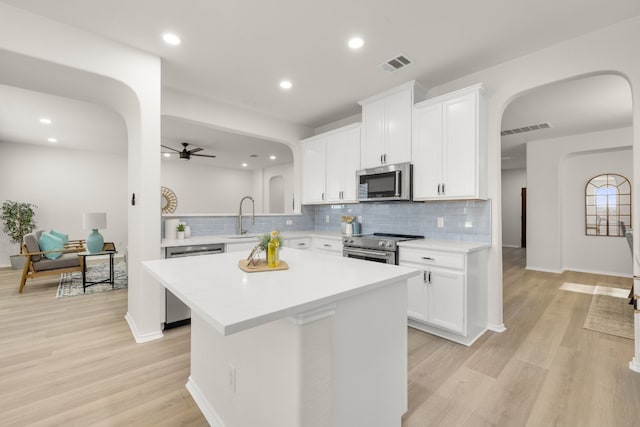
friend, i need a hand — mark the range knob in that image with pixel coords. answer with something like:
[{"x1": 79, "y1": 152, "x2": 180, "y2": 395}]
[
  {"x1": 385, "y1": 241, "x2": 393, "y2": 248},
  {"x1": 378, "y1": 241, "x2": 385, "y2": 247}
]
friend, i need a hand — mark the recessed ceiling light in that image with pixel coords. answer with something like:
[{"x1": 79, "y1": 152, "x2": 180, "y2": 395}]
[
  {"x1": 242, "y1": 163, "x2": 248, "y2": 167},
  {"x1": 269, "y1": 155, "x2": 276, "y2": 160},
  {"x1": 162, "y1": 33, "x2": 181, "y2": 46},
  {"x1": 279, "y1": 80, "x2": 292, "y2": 90},
  {"x1": 163, "y1": 153, "x2": 171, "y2": 158},
  {"x1": 348, "y1": 37, "x2": 364, "y2": 49},
  {"x1": 47, "y1": 137, "x2": 57, "y2": 143},
  {"x1": 39, "y1": 118, "x2": 52, "y2": 124}
]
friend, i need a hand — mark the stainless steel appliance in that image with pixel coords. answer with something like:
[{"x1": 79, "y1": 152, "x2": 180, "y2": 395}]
[
  {"x1": 342, "y1": 233, "x2": 423, "y2": 264},
  {"x1": 356, "y1": 162, "x2": 412, "y2": 202},
  {"x1": 164, "y1": 243, "x2": 225, "y2": 329}
]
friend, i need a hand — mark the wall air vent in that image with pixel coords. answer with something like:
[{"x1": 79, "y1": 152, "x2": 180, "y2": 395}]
[
  {"x1": 501, "y1": 122, "x2": 551, "y2": 136},
  {"x1": 379, "y1": 54, "x2": 413, "y2": 73}
]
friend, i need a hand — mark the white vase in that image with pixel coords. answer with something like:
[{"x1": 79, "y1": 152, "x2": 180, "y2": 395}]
[
  {"x1": 177, "y1": 231, "x2": 185, "y2": 240},
  {"x1": 184, "y1": 225, "x2": 191, "y2": 238}
]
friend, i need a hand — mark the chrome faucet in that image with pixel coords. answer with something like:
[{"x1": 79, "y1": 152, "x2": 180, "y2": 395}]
[{"x1": 238, "y1": 196, "x2": 255, "y2": 235}]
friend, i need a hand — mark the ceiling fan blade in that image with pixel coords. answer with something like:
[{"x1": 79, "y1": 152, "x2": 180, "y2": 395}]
[
  {"x1": 161, "y1": 144, "x2": 180, "y2": 153},
  {"x1": 188, "y1": 147, "x2": 203, "y2": 154},
  {"x1": 192, "y1": 153, "x2": 217, "y2": 158}
]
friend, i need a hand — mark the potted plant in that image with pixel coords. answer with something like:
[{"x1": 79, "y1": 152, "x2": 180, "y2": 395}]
[
  {"x1": 177, "y1": 223, "x2": 185, "y2": 239},
  {"x1": 1, "y1": 200, "x2": 37, "y2": 269}
]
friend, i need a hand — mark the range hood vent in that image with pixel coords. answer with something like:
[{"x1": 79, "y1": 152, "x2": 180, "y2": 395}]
[
  {"x1": 501, "y1": 122, "x2": 551, "y2": 136},
  {"x1": 379, "y1": 54, "x2": 413, "y2": 73}
]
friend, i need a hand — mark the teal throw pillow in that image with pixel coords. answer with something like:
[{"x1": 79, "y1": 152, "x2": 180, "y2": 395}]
[
  {"x1": 49, "y1": 229, "x2": 69, "y2": 244},
  {"x1": 38, "y1": 232, "x2": 64, "y2": 260}
]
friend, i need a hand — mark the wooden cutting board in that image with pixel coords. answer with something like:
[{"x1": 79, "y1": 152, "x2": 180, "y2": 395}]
[{"x1": 238, "y1": 259, "x2": 289, "y2": 273}]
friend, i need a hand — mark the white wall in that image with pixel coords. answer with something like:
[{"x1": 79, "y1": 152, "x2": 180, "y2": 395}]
[
  {"x1": 0, "y1": 142, "x2": 128, "y2": 267},
  {"x1": 425, "y1": 17, "x2": 640, "y2": 332},
  {"x1": 161, "y1": 160, "x2": 254, "y2": 214},
  {"x1": 562, "y1": 146, "x2": 633, "y2": 276},
  {"x1": 527, "y1": 127, "x2": 632, "y2": 274},
  {"x1": 501, "y1": 168, "x2": 526, "y2": 248},
  {"x1": 262, "y1": 163, "x2": 294, "y2": 214}
]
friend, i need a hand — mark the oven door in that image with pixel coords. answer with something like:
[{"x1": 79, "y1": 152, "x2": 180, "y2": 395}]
[{"x1": 343, "y1": 246, "x2": 396, "y2": 264}]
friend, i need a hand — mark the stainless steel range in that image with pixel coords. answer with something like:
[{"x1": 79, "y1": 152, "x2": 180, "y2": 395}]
[{"x1": 342, "y1": 233, "x2": 424, "y2": 265}]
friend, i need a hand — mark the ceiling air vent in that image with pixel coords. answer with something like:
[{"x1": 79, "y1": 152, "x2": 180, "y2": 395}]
[
  {"x1": 501, "y1": 122, "x2": 551, "y2": 136},
  {"x1": 379, "y1": 54, "x2": 413, "y2": 73}
]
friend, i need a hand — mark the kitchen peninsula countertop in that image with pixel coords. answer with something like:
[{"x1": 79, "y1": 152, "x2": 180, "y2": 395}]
[
  {"x1": 161, "y1": 230, "x2": 340, "y2": 248},
  {"x1": 143, "y1": 248, "x2": 419, "y2": 336},
  {"x1": 398, "y1": 239, "x2": 490, "y2": 253}
]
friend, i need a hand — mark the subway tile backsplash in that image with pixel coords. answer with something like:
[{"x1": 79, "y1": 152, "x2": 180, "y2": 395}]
[{"x1": 165, "y1": 200, "x2": 491, "y2": 243}]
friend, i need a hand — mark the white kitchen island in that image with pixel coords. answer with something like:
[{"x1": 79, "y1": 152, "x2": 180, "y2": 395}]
[{"x1": 143, "y1": 248, "x2": 419, "y2": 427}]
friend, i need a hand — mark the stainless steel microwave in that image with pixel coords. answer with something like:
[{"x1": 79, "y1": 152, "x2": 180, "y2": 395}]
[{"x1": 356, "y1": 162, "x2": 412, "y2": 202}]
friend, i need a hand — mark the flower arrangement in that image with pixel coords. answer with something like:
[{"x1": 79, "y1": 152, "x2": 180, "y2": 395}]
[{"x1": 259, "y1": 230, "x2": 282, "y2": 251}]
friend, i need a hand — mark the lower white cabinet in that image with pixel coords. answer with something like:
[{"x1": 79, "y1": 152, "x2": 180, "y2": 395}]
[
  {"x1": 311, "y1": 236, "x2": 343, "y2": 256},
  {"x1": 400, "y1": 244, "x2": 488, "y2": 346},
  {"x1": 282, "y1": 237, "x2": 311, "y2": 250}
]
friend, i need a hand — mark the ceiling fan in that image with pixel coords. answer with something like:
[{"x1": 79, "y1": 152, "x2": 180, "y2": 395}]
[{"x1": 161, "y1": 142, "x2": 217, "y2": 160}]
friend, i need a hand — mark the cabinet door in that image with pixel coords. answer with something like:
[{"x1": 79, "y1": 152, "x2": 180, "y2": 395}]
[
  {"x1": 301, "y1": 137, "x2": 327, "y2": 204},
  {"x1": 361, "y1": 100, "x2": 386, "y2": 168},
  {"x1": 406, "y1": 269, "x2": 428, "y2": 322},
  {"x1": 325, "y1": 132, "x2": 344, "y2": 202},
  {"x1": 442, "y1": 92, "x2": 477, "y2": 198},
  {"x1": 384, "y1": 89, "x2": 413, "y2": 165},
  {"x1": 427, "y1": 267, "x2": 465, "y2": 334},
  {"x1": 339, "y1": 126, "x2": 361, "y2": 202},
  {"x1": 412, "y1": 104, "x2": 443, "y2": 200}
]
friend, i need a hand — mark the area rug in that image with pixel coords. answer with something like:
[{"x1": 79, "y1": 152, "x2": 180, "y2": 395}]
[
  {"x1": 57, "y1": 261, "x2": 127, "y2": 298},
  {"x1": 583, "y1": 294, "x2": 634, "y2": 340}
]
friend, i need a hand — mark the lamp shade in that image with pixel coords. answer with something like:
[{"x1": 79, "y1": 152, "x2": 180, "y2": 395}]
[{"x1": 83, "y1": 212, "x2": 107, "y2": 230}]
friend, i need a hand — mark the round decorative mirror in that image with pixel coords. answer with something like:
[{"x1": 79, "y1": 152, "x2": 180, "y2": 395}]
[{"x1": 161, "y1": 186, "x2": 178, "y2": 214}]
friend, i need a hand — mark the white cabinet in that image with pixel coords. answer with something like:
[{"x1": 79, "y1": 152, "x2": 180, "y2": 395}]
[
  {"x1": 282, "y1": 237, "x2": 311, "y2": 250},
  {"x1": 412, "y1": 84, "x2": 487, "y2": 200},
  {"x1": 225, "y1": 240, "x2": 259, "y2": 253},
  {"x1": 301, "y1": 137, "x2": 327, "y2": 204},
  {"x1": 301, "y1": 123, "x2": 360, "y2": 204},
  {"x1": 400, "y1": 244, "x2": 488, "y2": 346},
  {"x1": 311, "y1": 236, "x2": 343, "y2": 256},
  {"x1": 359, "y1": 81, "x2": 426, "y2": 168}
]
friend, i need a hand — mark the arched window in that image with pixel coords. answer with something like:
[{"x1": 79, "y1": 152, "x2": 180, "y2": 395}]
[{"x1": 585, "y1": 173, "x2": 631, "y2": 236}]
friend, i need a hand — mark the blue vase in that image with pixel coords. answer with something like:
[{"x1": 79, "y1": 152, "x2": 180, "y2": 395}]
[{"x1": 86, "y1": 229, "x2": 104, "y2": 253}]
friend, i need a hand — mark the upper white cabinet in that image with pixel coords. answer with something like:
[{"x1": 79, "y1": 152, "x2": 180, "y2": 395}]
[
  {"x1": 359, "y1": 81, "x2": 426, "y2": 168},
  {"x1": 301, "y1": 123, "x2": 361, "y2": 204},
  {"x1": 412, "y1": 84, "x2": 487, "y2": 200}
]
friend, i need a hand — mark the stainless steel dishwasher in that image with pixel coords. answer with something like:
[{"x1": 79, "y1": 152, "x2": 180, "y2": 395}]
[{"x1": 164, "y1": 243, "x2": 225, "y2": 329}]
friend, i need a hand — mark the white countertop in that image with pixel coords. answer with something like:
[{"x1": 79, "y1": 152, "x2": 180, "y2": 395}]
[
  {"x1": 143, "y1": 249, "x2": 419, "y2": 336},
  {"x1": 397, "y1": 239, "x2": 491, "y2": 253},
  {"x1": 161, "y1": 231, "x2": 341, "y2": 248}
]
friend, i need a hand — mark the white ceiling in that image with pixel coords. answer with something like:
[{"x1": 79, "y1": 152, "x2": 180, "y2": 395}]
[
  {"x1": 501, "y1": 74, "x2": 633, "y2": 169},
  {"x1": 0, "y1": 0, "x2": 638, "y2": 168}
]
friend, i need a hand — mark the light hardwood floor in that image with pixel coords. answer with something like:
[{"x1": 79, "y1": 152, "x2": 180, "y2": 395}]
[{"x1": 1, "y1": 248, "x2": 639, "y2": 426}]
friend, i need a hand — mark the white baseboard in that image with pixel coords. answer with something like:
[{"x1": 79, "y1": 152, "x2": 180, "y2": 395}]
[
  {"x1": 502, "y1": 244, "x2": 521, "y2": 249},
  {"x1": 562, "y1": 266, "x2": 632, "y2": 278},
  {"x1": 488, "y1": 323, "x2": 506, "y2": 333},
  {"x1": 629, "y1": 357, "x2": 640, "y2": 373},
  {"x1": 186, "y1": 376, "x2": 226, "y2": 427},
  {"x1": 525, "y1": 265, "x2": 563, "y2": 274},
  {"x1": 125, "y1": 312, "x2": 164, "y2": 343}
]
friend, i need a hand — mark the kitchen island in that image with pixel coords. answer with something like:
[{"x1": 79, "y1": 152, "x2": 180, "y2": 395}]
[{"x1": 143, "y1": 248, "x2": 419, "y2": 427}]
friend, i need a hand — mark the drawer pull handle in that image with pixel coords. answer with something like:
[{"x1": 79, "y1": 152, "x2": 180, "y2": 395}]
[
  {"x1": 323, "y1": 244, "x2": 332, "y2": 247},
  {"x1": 297, "y1": 243, "x2": 306, "y2": 246},
  {"x1": 421, "y1": 256, "x2": 435, "y2": 261}
]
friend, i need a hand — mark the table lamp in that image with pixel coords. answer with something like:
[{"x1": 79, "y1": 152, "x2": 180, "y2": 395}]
[{"x1": 83, "y1": 212, "x2": 107, "y2": 253}]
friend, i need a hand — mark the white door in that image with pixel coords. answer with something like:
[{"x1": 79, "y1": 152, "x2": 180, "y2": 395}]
[
  {"x1": 412, "y1": 104, "x2": 443, "y2": 199},
  {"x1": 361, "y1": 99, "x2": 385, "y2": 168},
  {"x1": 427, "y1": 267, "x2": 465, "y2": 334},
  {"x1": 407, "y1": 270, "x2": 428, "y2": 321},
  {"x1": 442, "y1": 92, "x2": 477, "y2": 198},
  {"x1": 384, "y1": 89, "x2": 412, "y2": 165},
  {"x1": 301, "y1": 137, "x2": 327, "y2": 204}
]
